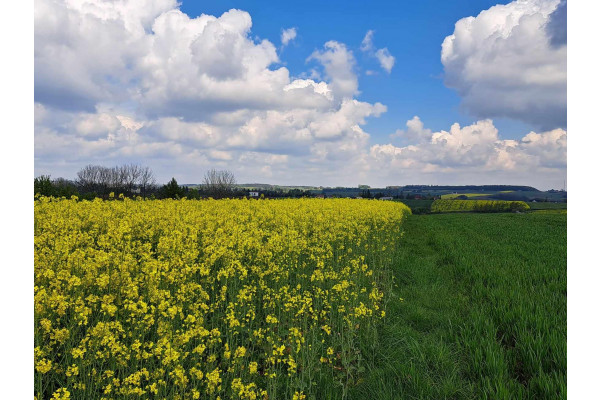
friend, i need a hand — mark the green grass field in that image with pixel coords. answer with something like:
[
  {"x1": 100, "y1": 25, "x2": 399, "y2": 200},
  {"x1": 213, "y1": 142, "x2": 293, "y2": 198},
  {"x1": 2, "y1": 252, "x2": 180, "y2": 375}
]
[
  {"x1": 396, "y1": 199, "x2": 434, "y2": 214},
  {"x1": 526, "y1": 202, "x2": 567, "y2": 210},
  {"x1": 349, "y1": 211, "x2": 566, "y2": 399},
  {"x1": 398, "y1": 199, "x2": 566, "y2": 214}
]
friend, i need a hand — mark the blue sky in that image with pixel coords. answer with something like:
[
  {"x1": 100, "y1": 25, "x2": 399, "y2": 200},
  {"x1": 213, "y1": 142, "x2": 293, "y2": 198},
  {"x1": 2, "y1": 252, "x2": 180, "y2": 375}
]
[
  {"x1": 34, "y1": 0, "x2": 567, "y2": 188},
  {"x1": 181, "y1": 0, "x2": 531, "y2": 141}
]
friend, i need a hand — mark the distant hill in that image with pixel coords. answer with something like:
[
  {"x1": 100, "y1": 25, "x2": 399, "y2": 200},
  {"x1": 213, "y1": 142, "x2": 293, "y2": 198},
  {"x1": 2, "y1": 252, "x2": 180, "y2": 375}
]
[
  {"x1": 177, "y1": 183, "x2": 565, "y2": 202},
  {"x1": 402, "y1": 185, "x2": 540, "y2": 192}
]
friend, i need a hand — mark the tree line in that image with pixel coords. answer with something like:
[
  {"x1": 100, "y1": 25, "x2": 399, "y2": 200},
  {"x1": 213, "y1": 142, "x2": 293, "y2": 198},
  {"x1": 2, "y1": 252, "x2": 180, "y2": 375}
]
[
  {"x1": 35, "y1": 164, "x2": 157, "y2": 199},
  {"x1": 34, "y1": 164, "x2": 313, "y2": 200},
  {"x1": 359, "y1": 189, "x2": 437, "y2": 200}
]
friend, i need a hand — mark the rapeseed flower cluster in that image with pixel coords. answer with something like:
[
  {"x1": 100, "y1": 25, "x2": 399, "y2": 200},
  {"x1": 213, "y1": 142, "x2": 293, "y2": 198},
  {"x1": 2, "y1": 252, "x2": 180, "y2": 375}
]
[{"x1": 35, "y1": 197, "x2": 410, "y2": 399}]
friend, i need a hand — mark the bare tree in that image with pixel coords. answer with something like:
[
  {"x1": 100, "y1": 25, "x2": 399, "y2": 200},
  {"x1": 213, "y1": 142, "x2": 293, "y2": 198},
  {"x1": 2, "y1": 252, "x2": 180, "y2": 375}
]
[
  {"x1": 77, "y1": 165, "x2": 113, "y2": 195},
  {"x1": 121, "y1": 164, "x2": 141, "y2": 194},
  {"x1": 77, "y1": 165, "x2": 101, "y2": 193},
  {"x1": 139, "y1": 166, "x2": 157, "y2": 198},
  {"x1": 98, "y1": 166, "x2": 112, "y2": 195},
  {"x1": 76, "y1": 164, "x2": 156, "y2": 198},
  {"x1": 111, "y1": 165, "x2": 128, "y2": 193},
  {"x1": 203, "y1": 169, "x2": 236, "y2": 198}
]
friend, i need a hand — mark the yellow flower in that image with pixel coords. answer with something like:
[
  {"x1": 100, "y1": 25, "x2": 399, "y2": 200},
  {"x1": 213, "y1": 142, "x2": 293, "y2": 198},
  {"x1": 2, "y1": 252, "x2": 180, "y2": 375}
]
[
  {"x1": 205, "y1": 368, "x2": 222, "y2": 394},
  {"x1": 71, "y1": 348, "x2": 85, "y2": 358},
  {"x1": 40, "y1": 318, "x2": 52, "y2": 332},
  {"x1": 34, "y1": 198, "x2": 410, "y2": 398},
  {"x1": 65, "y1": 364, "x2": 79, "y2": 377},
  {"x1": 249, "y1": 362, "x2": 258, "y2": 374},
  {"x1": 190, "y1": 366, "x2": 204, "y2": 380},
  {"x1": 223, "y1": 343, "x2": 231, "y2": 360},
  {"x1": 234, "y1": 346, "x2": 247, "y2": 358},
  {"x1": 51, "y1": 388, "x2": 70, "y2": 400},
  {"x1": 293, "y1": 391, "x2": 306, "y2": 400},
  {"x1": 35, "y1": 358, "x2": 52, "y2": 374},
  {"x1": 148, "y1": 383, "x2": 158, "y2": 394}
]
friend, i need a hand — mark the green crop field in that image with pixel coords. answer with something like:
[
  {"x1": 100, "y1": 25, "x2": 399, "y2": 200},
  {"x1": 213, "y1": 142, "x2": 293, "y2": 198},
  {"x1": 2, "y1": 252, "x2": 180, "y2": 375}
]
[
  {"x1": 527, "y1": 202, "x2": 567, "y2": 210},
  {"x1": 396, "y1": 199, "x2": 434, "y2": 214},
  {"x1": 431, "y1": 199, "x2": 530, "y2": 213},
  {"x1": 349, "y1": 211, "x2": 566, "y2": 399}
]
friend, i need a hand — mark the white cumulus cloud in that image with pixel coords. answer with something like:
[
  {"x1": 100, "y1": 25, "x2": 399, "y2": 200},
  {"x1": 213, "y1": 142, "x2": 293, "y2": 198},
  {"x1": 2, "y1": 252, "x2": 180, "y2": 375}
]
[
  {"x1": 375, "y1": 48, "x2": 395, "y2": 74},
  {"x1": 360, "y1": 30, "x2": 395, "y2": 74},
  {"x1": 371, "y1": 117, "x2": 566, "y2": 185},
  {"x1": 281, "y1": 27, "x2": 297, "y2": 46},
  {"x1": 33, "y1": 0, "x2": 566, "y2": 189},
  {"x1": 390, "y1": 116, "x2": 432, "y2": 143},
  {"x1": 441, "y1": 0, "x2": 567, "y2": 129},
  {"x1": 308, "y1": 41, "x2": 359, "y2": 101}
]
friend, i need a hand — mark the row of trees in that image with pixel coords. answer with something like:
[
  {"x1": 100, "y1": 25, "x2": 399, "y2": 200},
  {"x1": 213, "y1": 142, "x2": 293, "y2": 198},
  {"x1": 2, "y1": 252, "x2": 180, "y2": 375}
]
[
  {"x1": 34, "y1": 165, "x2": 313, "y2": 200},
  {"x1": 161, "y1": 176, "x2": 312, "y2": 200},
  {"x1": 76, "y1": 164, "x2": 157, "y2": 197},
  {"x1": 34, "y1": 165, "x2": 157, "y2": 200},
  {"x1": 359, "y1": 189, "x2": 437, "y2": 200},
  {"x1": 34, "y1": 176, "x2": 81, "y2": 198},
  {"x1": 160, "y1": 177, "x2": 238, "y2": 200},
  {"x1": 155, "y1": 169, "x2": 237, "y2": 199}
]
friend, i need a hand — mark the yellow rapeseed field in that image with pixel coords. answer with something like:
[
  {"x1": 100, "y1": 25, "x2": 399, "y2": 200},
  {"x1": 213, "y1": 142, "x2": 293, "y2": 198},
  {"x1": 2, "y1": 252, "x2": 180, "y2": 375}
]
[{"x1": 34, "y1": 197, "x2": 410, "y2": 399}]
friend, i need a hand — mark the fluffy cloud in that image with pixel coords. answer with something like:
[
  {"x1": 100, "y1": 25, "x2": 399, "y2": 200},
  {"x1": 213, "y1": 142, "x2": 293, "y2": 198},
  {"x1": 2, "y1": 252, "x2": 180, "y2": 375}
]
[
  {"x1": 375, "y1": 49, "x2": 395, "y2": 74},
  {"x1": 36, "y1": 95, "x2": 566, "y2": 188},
  {"x1": 360, "y1": 30, "x2": 395, "y2": 73},
  {"x1": 390, "y1": 116, "x2": 432, "y2": 143},
  {"x1": 521, "y1": 128, "x2": 567, "y2": 168},
  {"x1": 34, "y1": 0, "x2": 566, "y2": 189},
  {"x1": 35, "y1": 1, "x2": 333, "y2": 119},
  {"x1": 34, "y1": 0, "x2": 374, "y2": 181},
  {"x1": 371, "y1": 118, "x2": 566, "y2": 181},
  {"x1": 308, "y1": 41, "x2": 358, "y2": 101},
  {"x1": 281, "y1": 27, "x2": 297, "y2": 46},
  {"x1": 34, "y1": 0, "x2": 177, "y2": 111},
  {"x1": 442, "y1": 0, "x2": 567, "y2": 129},
  {"x1": 360, "y1": 30, "x2": 375, "y2": 52}
]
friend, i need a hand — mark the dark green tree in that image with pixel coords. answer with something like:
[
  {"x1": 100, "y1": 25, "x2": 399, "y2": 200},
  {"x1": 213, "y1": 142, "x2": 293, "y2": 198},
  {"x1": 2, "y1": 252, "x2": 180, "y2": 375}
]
[
  {"x1": 53, "y1": 178, "x2": 79, "y2": 198},
  {"x1": 161, "y1": 178, "x2": 185, "y2": 199},
  {"x1": 34, "y1": 175, "x2": 55, "y2": 197}
]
